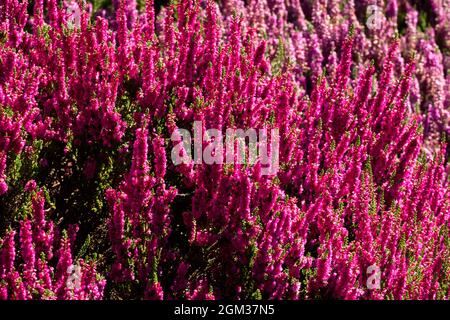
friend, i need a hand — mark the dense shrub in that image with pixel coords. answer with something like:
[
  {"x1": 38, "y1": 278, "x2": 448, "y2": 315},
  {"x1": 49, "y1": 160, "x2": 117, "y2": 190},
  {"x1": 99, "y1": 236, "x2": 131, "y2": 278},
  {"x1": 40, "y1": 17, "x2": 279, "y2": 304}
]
[{"x1": 0, "y1": 0, "x2": 448, "y2": 299}]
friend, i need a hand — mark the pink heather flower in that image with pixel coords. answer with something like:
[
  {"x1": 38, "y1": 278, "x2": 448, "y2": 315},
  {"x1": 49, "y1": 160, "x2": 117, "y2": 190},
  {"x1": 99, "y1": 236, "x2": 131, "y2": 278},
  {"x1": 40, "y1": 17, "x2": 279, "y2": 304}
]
[
  {"x1": 144, "y1": 281, "x2": 164, "y2": 300},
  {"x1": 24, "y1": 180, "x2": 37, "y2": 192},
  {"x1": 0, "y1": 180, "x2": 7, "y2": 195}
]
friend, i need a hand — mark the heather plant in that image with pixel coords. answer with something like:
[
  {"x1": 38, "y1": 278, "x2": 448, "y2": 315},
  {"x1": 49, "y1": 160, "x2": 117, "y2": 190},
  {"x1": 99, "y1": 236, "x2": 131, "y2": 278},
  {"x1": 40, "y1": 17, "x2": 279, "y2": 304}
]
[
  {"x1": 0, "y1": 187, "x2": 105, "y2": 299},
  {"x1": 0, "y1": 0, "x2": 449, "y2": 300},
  {"x1": 217, "y1": 0, "x2": 449, "y2": 154}
]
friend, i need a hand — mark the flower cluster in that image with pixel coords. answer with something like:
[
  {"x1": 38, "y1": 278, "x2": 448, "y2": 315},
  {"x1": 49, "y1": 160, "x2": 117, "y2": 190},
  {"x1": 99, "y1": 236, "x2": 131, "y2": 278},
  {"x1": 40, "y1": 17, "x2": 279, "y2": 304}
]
[
  {"x1": 0, "y1": 0, "x2": 448, "y2": 300},
  {"x1": 0, "y1": 187, "x2": 105, "y2": 299}
]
